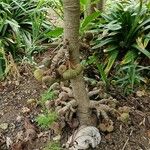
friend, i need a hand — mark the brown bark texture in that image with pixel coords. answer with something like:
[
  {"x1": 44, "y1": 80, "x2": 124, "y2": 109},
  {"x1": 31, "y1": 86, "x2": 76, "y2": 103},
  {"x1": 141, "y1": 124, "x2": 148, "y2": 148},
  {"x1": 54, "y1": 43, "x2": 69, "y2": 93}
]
[
  {"x1": 85, "y1": 0, "x2": 96, "y2": 17},
  {"x1": 97, "y1": 0, "x2": 105, "y2": 11},
  {"x1": 63, "y1": 0, "x2": 91, "y2": 125}
]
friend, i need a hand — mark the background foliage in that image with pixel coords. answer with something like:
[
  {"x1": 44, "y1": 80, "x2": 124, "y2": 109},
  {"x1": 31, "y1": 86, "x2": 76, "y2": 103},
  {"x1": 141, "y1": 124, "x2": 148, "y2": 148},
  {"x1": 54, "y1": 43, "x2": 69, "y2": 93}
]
[
  {"x1": 93, "y1": 0, "x2": 150, "y2": 75},
  {"x1": 0, "y1": 0, "x2": 53, "y2": 77},
  {"x1": 0, "y1": 0, "x2": 149, "y2": 94}
]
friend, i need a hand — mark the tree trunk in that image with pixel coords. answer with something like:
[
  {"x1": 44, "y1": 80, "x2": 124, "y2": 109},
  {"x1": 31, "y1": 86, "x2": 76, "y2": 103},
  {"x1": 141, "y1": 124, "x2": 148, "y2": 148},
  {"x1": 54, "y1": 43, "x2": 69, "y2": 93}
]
[
  {"x1": 63, "y1": 0, "x2": 91, "y2": 125},
  {"x1": 85, "y1": 0, "x2": 105, "y2": 17},
  {"x1": 85, "y1": 0, "x2": 96, "y2": 17},
  {"x1": 85, "y1": 0, "x2": 92, "y2": 17},
  {"x1": 97, "y1": 0, "x2": 105, "y2": 12}
]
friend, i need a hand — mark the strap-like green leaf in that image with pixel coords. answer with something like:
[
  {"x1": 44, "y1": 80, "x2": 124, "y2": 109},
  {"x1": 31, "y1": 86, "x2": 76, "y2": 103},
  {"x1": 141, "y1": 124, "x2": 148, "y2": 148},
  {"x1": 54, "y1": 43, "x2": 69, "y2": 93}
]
[
  {"x1": 80, "y1": 11, "x2": 100, "y2": 31},
  {"x1": 92, "y1": 38, "x2": 115, "y2": 49},
  {"x1": 121, "y1": 50, "x2": 137, "y2": 65},
  {"x1": 132, "y1": 44, "x2": 150, "y2": 59},
  {"x1": 104, "y1": 50, "x2": 119, "y2": 75},
  {"x1": 143, "y1": 25, "x2": 150, "y2": 32},
  {"x1": 134, "y1": 18, "x2": 150, "y2": 34},
  {"x1": 105, "y1": 21, "x2": 121, "y2": 31},
  {"x1": 104, "y1": 45, "x2": 119, "y2": 52},
  {"x1": 96, "y1": 63, "x2": 108, "y2": 85},
  {"x1": 80, "y1": 0, "x2": 88, "y2": 5},
  {"x1": 46, "y1": 27, "x2": 63, "y2": 37}
]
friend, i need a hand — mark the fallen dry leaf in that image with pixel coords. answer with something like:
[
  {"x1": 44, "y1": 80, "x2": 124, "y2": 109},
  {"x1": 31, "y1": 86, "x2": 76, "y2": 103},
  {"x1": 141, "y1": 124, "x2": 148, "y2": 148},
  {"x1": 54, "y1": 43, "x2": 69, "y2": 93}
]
[
  {"x1": 27, "y1": 99, "x2": 37, "y2": 107},
  {"x1": 16, "y1": 131, "x2": 24, "y2": 142},
  {"x1": 136, "y1": 90, "x2": 145, "y2": 97},
  {"x1": 11, "y1": 141, "x2": 28, "y2": 150},
  {"x1": 99, "y1": 120, "x2": 114, "y2": 132},
  {"x1": 147, "y1": 130, "x2": 150, "y2": 138}
]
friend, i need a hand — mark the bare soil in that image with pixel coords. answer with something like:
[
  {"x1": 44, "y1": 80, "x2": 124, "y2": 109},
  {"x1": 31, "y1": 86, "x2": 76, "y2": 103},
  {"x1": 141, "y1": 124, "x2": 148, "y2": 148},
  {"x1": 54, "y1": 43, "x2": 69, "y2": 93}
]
[{"x1": 0, "y1": 67, "x2": 150, "y2": 150}]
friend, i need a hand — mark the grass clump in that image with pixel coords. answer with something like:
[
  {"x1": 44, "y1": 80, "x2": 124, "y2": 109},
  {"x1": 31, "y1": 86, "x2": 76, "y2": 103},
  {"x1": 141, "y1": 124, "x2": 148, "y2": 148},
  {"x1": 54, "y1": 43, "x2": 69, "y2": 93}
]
[
  {"x1": 41, "y1": 89, "x2": 56, "y2": 104},
  {"x1": 36, "y1": 111, "x2": 58, "y2": 129},
  {"x1": 43, "y1": 141, "x2": 62, "y2": 150}
]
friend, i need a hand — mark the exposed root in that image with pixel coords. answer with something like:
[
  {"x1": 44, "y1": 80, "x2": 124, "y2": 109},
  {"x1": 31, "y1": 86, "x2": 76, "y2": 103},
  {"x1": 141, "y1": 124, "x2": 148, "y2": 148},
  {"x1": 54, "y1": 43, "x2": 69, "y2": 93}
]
[
  {"x1": 49, "y1": 82, "x2": 60, "y2": 90},
  {"x1": 42, "y1": 80, "x2": 130, "y2": 149},
  {"x1": 89, "y1": 99, "x2": 119, "y2": 132},
  {"x1": 55, "y1": 92, "x2": 70, "y2": 105},
  {"x1": 51, "y1": 39, "x2": 70, "y2": 72},
  {"x1": 47, "y1": 82, "x2": 130, "y2": 135},
  {"x1": 60, "y1": 85, "x2": 73, "y2": 97},
  {"x1": 90, "y1": 97, "x2": 118, "y2": 108},
  {"x1": 57, "y1": 99, "x2": 77, "y2": 115},
  {"x1": 88, "y1": 89, "x2": 100, "y2": 97}
]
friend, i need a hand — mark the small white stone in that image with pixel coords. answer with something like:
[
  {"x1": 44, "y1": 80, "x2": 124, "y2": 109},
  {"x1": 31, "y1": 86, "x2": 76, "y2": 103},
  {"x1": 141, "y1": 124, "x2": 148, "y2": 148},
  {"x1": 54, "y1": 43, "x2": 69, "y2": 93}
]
[
  {"x1": 6, "y1": 137, "x2": 13, "y2": 148},
  {"x1": 0, "y1": 123, "x2": 9, "y2": 130},
  {"x1": 21, "y1": 107, "x2": 30, "y2": 113},
  {"x1": 16, "y1": 116, "x2": 22, "y2": 122}
]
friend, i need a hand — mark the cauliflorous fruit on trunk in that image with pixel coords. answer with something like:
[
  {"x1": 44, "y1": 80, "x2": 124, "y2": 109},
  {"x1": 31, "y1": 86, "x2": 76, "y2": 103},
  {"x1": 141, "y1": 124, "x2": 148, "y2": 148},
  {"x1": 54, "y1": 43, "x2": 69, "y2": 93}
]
[
  {"x1": 62, "y1": 69, "x2": 77, "y2": 80},
  {"x1": 62, "y1": 64, "x2": 83, "y2": 80},
  {"x1": 57, "y1": 65, "x2": 67, "y2": 75},
  {"x1": 34, "y1": 69, "x2": 44, "y2": 81},
  {"x1": 75, "y1": 64, "x2": 84, "y2": 74}
]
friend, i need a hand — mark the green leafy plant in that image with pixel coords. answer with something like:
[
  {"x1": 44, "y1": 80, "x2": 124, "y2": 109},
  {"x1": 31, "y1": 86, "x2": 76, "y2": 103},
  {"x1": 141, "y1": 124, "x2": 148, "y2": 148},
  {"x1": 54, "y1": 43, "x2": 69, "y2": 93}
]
[
  {"x1": 36, "y1": 111, "x2": 58, "y2": 129},
  {"x1": 44, "y1": 0, "x2": 64, "y2": 39},
  {"x1": 36, "y1": 86, "x2": 58, "y2": 129},
  {"x1": 80, "y1": 11, "x2": 101, "y2": 33},
  {"x1": 44, "y1": 141, "x2": 62, "y2": 150},
  {"x1": 46, "y1": 27, "x2": 63, "y2": 38},
  {"x1": 39, "y1": 88, "x2": 56, "y2": 107},
  {"x1": 46, "y1": 9, "x2": 101, "y2": 38},
  {"x1": 0, "y1": 0, "x2": 52, "y2": 59},
  {"x1": 82, "y1": 55, "x2": 108, "y2": 85},
  {"x1": 49, "y1": 0, "x2": 63, "y2": 19},
  {"x1": 93, "y1": 0, "x2": 150, "y2": 75},
  {"x1": 0, "y1": 42, "x2": 7, "y2": 79},
  {"x1": 113, "y1": 62, "x2": 150, "y2": 95},
  {"x1": 42, "y1": 89, "x2": 56, "y2": 102}
]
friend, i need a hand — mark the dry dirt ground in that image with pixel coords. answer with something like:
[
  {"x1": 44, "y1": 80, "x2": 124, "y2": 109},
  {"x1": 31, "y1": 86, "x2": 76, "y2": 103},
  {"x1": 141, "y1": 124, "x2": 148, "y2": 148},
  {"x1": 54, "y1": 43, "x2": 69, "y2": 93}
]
[{"x1": 0, "y1": 68, "x2": 150, "y2": 150}]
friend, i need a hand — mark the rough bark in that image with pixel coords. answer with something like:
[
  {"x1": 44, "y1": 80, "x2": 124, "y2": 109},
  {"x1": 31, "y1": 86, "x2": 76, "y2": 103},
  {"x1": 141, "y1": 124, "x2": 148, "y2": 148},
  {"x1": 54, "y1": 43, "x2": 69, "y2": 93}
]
[
  {"x1": 63, "y1": 0, "x2": 91, "y2": 125},
  {"x1": 85, "y1": 0, "x2": 96, "y2": 17},
  {"x1": 85, "y1": 0, "x2": 105, "y2": 17},
  {"x1": 96, "y1": 0, "x2": 105, "y2": 11}
]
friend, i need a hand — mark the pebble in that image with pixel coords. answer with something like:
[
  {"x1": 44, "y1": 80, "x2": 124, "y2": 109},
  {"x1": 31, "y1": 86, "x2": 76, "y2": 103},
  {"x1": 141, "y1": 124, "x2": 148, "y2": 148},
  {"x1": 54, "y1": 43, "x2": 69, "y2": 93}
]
[
  {"x1": 0, "y1": 123, "x2": 9, "y2": 130},
  {"x1": 21, "y1": 107, "x2": 30, "y2": 113},
  {"x1": 9, "y1": 123, "x2": 16, "y2": 131},
  {"x1": 0, "y1": 111, "x2": 4, "y2": 117},
  {"x1": 16, "y1": 116, "x2": 22, "y2": 122}
]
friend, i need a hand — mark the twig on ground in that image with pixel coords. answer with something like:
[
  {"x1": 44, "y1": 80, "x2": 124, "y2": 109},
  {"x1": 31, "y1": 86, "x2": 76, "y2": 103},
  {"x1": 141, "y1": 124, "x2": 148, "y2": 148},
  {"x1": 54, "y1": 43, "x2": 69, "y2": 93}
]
[{"x1": 121, "y1": 129, "x2": 133, "y2": 150}]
